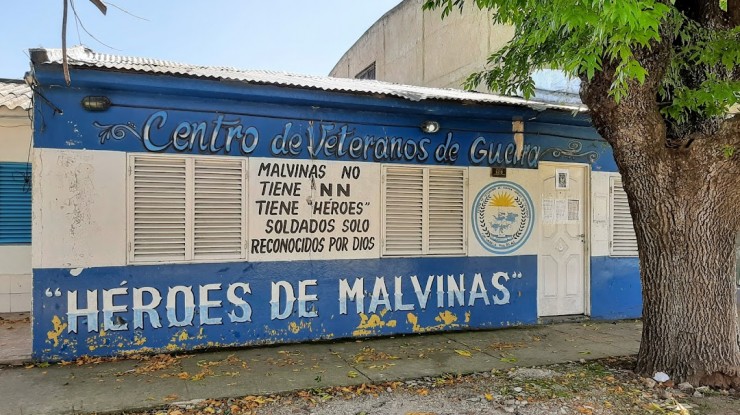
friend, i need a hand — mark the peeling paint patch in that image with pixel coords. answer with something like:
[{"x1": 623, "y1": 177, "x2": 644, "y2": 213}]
[
  {"x1": 46, "y1": 316, "x2": 68, "y2": 347},
  {"x1": 353, "y1": 309, "x2": 397, "y2": 336},
  {"x1": 436, "y1": 310, "x2": 457, "y2": 325},
  {"x1": 133, "y1": 334, "x2": 147, "y2": 346},
  {"x1": 407, "y1": 311, "x2": 463, "y2": 333},
  {"x1": 288, "y1": 321, "x2": 312, "y2": 334}
]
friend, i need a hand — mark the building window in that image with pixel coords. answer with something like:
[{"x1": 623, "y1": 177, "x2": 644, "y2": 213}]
[
  {"x1": 609, "y1": 177, "x2": 638, "y2": 256},
  {"x1": 382, "y1": 165, "x2": 467, "y2": 257},
  {"x1": 128, "y1": 154, "x2": 247, "y2": 264},
  {"x1": 0, "y1": 162, "x2": 32, "y2": 244},
  {"x1": 355, "y1": 62, "x2": 376, "y2": 80}
]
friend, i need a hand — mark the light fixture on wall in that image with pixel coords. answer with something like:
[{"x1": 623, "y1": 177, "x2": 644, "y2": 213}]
[
  {"x1": 420, "y1": 120, "x2": 440, "y2": 134},
  {"x1": 81, "y1": 96, "x2": 112, "y2": 112}
]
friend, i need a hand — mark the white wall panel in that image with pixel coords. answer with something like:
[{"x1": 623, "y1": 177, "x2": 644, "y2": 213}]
[
  {"x1": 0, "y1": 107, "x2": 32, "y2": 311},
  {"x1": 468, "y1": 167, "x2": 541, "y2": 257},
  {"x1": 33, "y1": 149, "x2": 127, "y2": 268},
  {"x1": 590, "y1": 171, "x2": 613, "y2": 257},
  {"x1": 248, "y1": 158, "x2": 381, "y2": 262},
  {"x1": 0, "y1": 245, "x2": 31, "y2": 274},
  {"x1": 0, "y1": 108, "x2": 32, "y2": 162}
]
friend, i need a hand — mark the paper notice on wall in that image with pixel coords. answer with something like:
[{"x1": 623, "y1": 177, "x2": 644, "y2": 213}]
[
  {"x1": 542, "y1": 199, "x2": 555, "y2": 223},
  {"x1": 544, "y1": 198, "x2": 582, "y2": 223},
  {"x1": 568, "y1": 199, "x2": 580, "y2": 221},
  {"x1": 555, "y1": 199, "x2": 568, "y2": 223}
]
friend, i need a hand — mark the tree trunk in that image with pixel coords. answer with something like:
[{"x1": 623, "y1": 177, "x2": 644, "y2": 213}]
[
  {"x1": 603, "y1": 121, "x2": 740, "y2": 387},
  {"x1": 577, "y1": 20, "x2": 740, "y2": 382},
  {"x1": 621, "y1": 156, "x2": 740, "y2": 387}
]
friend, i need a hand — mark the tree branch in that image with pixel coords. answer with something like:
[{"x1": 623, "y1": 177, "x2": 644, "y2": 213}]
[{"x1": 580, "y1": 19, "x2": 675, "y2": 152}]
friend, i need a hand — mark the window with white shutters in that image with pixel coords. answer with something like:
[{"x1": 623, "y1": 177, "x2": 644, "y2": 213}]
[
  {"x1": 609, "y1": 177, "x2": 638, "y2": 256},
  {"x1": 382, "y1": 165, "x2": 467, "y2": 256},
  {"x1": 128, "y1": 154, "x2": 247, "y2": 264}
]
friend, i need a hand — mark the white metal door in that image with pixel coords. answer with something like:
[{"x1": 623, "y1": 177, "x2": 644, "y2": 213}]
[{"x1": 538, "y1": 163, "x2": 588, "y2": 316}]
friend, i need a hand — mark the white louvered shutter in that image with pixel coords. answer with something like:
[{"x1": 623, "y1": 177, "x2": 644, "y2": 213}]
[
  {"x1": 428, "y1": 168, "x2": 467, "y2": 255},
  {"x1": 382, "y1": 165, "x2": 468, "y2": 257},
  {"x1": 383, "y1": 166, "x2": 425, "y2": 255},
  {"x1": 131, "y1": 156, "x2": 188, "y2": 262},
  {"x1": 193, "y1": 158, "x2": 246, "y2": 260},
  {"x1": 610, "y1": 177, "x2": 638, "y2": 256}
]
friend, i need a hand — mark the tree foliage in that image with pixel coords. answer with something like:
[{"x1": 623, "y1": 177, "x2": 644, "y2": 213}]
[{"x1": 423, "y1": 0, "x2": 739, "y2": 141}]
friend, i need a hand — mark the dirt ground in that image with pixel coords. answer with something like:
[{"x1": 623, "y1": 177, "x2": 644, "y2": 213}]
[{"x1": 128, "y1": 356, "x2": 740, "y2": 415}]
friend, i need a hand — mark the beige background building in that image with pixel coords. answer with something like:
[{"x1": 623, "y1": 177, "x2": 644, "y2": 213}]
[
  {"x1": 0, "y1": 79, "x2": 32, "y2": 313},
  {"x1": 329, "y1": 0, "x2": 513, "y2": 91},
  {"x1": 329, "y1": 0, "x2": 582, "y2": 105}
]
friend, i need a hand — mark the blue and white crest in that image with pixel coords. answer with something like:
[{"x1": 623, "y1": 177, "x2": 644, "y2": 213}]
[{"x1": 472, "y1": 181, "x2": 534, "y2": 254}]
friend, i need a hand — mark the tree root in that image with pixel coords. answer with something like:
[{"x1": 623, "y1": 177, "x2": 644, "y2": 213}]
[{"x1": 697, "y1": 371, "x2": 740, "y2": 389}]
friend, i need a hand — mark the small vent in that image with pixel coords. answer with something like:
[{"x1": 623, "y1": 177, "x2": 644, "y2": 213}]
[{"x1": 610, "y1": 177, "x2": 638, "y2": 256}]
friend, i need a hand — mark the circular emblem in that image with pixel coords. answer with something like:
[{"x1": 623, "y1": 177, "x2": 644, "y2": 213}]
[{"x1": 472, "y1": 181, "x2": 534, "y2": 254}]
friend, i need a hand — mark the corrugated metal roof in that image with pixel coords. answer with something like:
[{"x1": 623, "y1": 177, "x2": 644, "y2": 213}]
[
  {"x1": 31, "y1": 46, "x2": 586, "y2": 113},
  {"x1": 0, "y1": 79, "x2": 32, "y2": 111}
]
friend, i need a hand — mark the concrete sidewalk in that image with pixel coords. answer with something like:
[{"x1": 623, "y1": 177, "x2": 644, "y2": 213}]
[
  {"x1": 0, "y1": 320, "x2": 642, "y2": 415},
  {"x1": 0, "y1": 312, "x2": 30, "y2": 366}
]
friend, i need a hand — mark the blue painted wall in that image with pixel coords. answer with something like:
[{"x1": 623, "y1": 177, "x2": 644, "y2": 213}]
[
  {"x1": 34, "y1": 256, "x2": 536, "y2": 361},
  {"x1": 31, "y1": 68, "x2": 620, "y2": 172},
  {"x1": 590, "y1": 256, "x2": 642, "y2": 319},
  {"x1": 29, "y1": 66, "x2": 642, "y2": 361}
]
